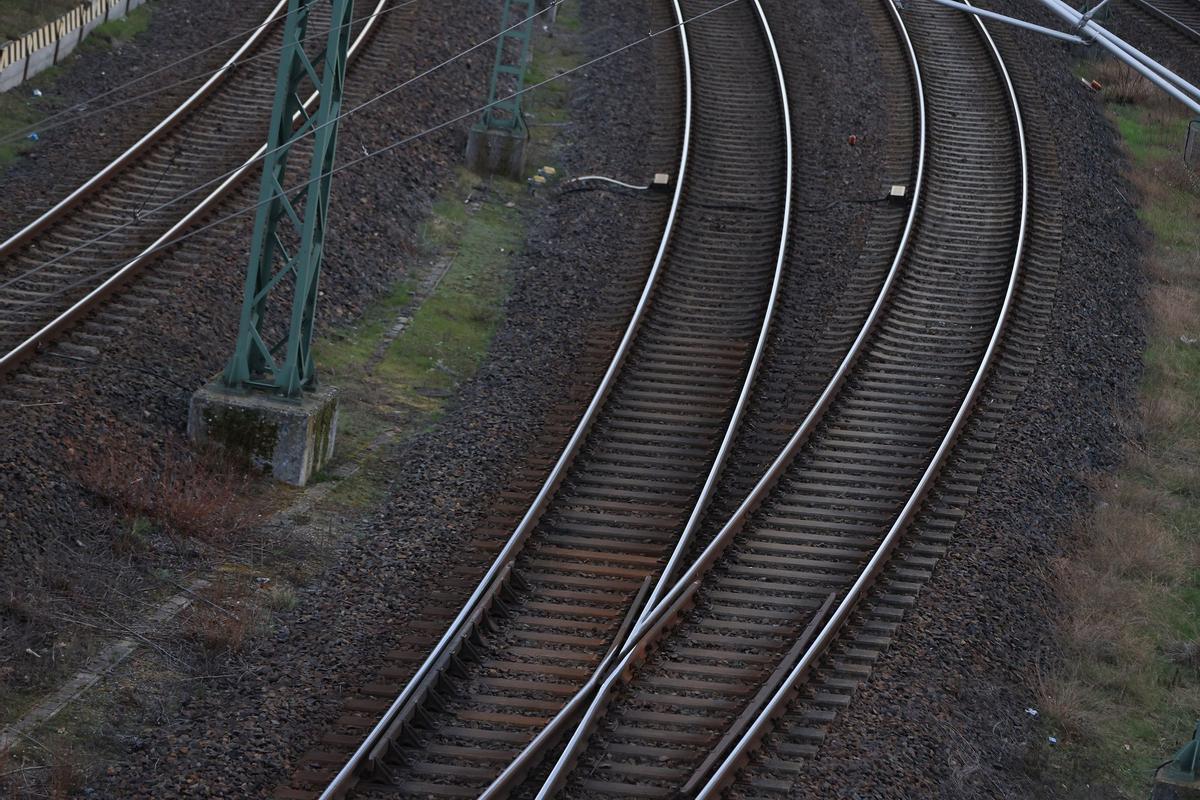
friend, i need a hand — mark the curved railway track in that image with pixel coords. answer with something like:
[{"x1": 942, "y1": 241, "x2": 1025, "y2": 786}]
[
  {"x1": 0, "y1": 0, "x2": 391, "y2": 376},
  {"x1": 286, "y1": 0, "x2": 797, "y2": 797},
  {"x1": 503, "y1": 0, "x2": 1034, "y2": 796},
  {"x1": 1126, "y1": 0, "x2": 1200, "y2": 43}
]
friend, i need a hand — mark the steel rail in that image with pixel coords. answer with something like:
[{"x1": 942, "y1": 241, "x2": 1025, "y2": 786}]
[
  {"x1": 639, "y1": 0, "x2": 795, "y2": 624},
  {"x1": 1127, "y1": 0, "x2": 1200, "y2": 43},
  {"x1": 511, "y1": 0, "x2": 931, "y2": 794},
  {"x1": 617, "y1": 0, "x2": 929, "y2": 660},
  {"x1": 472, "y1": 0, "x2": 796, "y2": 793},
  {"x1": 0, "y1": 0, "x2": 389, "y2": 377},
  {"x1": 693, "y1": 1, "x2": 1031, "y2": 794},
  {"x1": 314, "y1": 0, "x2": 698, "y2": 795},
  {"x1": 0, "y1": 0, "x2": 290, "y2": 258}
]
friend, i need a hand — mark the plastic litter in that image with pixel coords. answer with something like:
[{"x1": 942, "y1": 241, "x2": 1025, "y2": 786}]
[
  {"x1": 1048, "y1": 736, "x2": 1058, "y2": 745},
  {"x1": 31, "y1": 88, "x2": 42, "y2": 97},
  {"x1": 1025, "y1": 707, "x2": 1039, "y2": 717},
  {"x1": 27, "y1": 132, "x2": 39, "y2": 142}
]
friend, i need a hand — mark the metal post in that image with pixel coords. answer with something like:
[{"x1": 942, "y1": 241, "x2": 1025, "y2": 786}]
[
  {"x1": 926, "y1": 0, "x2": 1087, "y2": 43},
  {"x1": 222, "y1": 0, "x2": 353, "y2": 398},
  {"x1": 1033, "y1": 0, "x2": 1200, "y2": 112},
  {"x1": 920, "y1": 0, "x2": 1200, "y2": 114},
  {"x1": 482, "y1": 0, "x2": 536, "y2": 136}
]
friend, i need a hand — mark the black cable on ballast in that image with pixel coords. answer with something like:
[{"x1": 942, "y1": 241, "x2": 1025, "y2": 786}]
[
  {"x1": 0, "y1": 0, "x2": 418, "y2": 147},
  {"x1": 3, "y1": 0, "x2": 744, "y2": 310},
  {"x1": 0, "y1": 0, "x2": 570, "y2": 294}
]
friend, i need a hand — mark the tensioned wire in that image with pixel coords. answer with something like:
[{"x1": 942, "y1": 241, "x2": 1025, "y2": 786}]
[
  {"x1": 2, "y1": 0, "x2": 743, "y2": 312},
  {"x1": 0, "y1": 0, "x2": 419, "y2": 146},
  {"x1": 0, "y1": 0, "x2": 569, "y2": 294}
]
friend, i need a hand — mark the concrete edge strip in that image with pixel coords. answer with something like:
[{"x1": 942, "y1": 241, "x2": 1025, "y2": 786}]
[{"x1": 0, "y1": 578, "x2": 210, "y2": 753}]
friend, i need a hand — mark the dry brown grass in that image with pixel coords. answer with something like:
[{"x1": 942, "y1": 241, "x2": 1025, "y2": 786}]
[
  {"x1": 1090, "y1": 502, "x2": 1185, "y2": 581},
  {"x1": 1143, "y1": 388, "x2": 1198, "y2": 439},
  {"x1": 1148, "y1": 284, "x2": 1200, "y2": 339},
  {"x1": 1036, "y1": 664, "x2": 1097, "y2": 737},
  {"x1": 1091, "y1": 60, "x2": 1170, "y2": 110},
  {"x1": 73, "y1": 430, "x2": 266, "y2": 547},
  {"x1": 180, "y1": 577, "x2": 263, "y2": 661},
  {"x1": 46, "y1": 746, "x2": 81, "y2": 800}
]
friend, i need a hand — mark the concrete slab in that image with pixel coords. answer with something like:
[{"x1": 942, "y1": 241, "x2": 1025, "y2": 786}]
[
  {"x1": 1154, "y1": 766, "x2": 1200, "y2": 800},
  {"x1": 187, "y1": 381, "x2": 339, "y2": 486},
  {"x1": 465, "y1": 124, "x2": 529, "y2": 180}
]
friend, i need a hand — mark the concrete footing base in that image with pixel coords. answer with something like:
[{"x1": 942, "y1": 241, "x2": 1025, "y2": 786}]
[
  {"x1": 1153, "y1": 767, "x2": 1200, "y2": 800},
  {"x1": 465, "y1": 123, "x2": 528, "y2": 180},
  {"x1": 187, "y1": 381, "x2": 339, "y2": 487}
]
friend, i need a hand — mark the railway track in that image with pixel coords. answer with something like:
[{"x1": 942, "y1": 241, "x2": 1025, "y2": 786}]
[
  {"x1": 498, "y1": 0, "x2": 1042, "y2": 796},
  {"x1": 1126, "y1": 0, "x2": 1200, "y2": 43},
  {"x1": 0, "y1": 0, "x2": 1061, "y2": 794},
  {"x1": 280, "y1": 0, "x2": 797, "y2": 796},
  {"x1": 0, "y1": 0, "x2": 391, "y2": 377},
  {"x1": 282, "y1": 0, "x2": 1065, "y2": 797}
]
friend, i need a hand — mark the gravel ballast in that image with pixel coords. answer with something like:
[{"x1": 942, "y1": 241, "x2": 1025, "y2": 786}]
[
  {"x1": 0, "y1": 0, "x2": 1153, "y2": 797},
  {"x1": 772, "y1": 3, "x2": 1146, "y2": 799}
]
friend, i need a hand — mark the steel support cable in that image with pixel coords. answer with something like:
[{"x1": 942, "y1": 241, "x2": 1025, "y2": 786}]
[
  {"x1": 511, "y1": 0, "x2": 931, "y2": 794},
  {"x1": 0, "y1": 0, "x2": 566, "y2": 286},
  {"x1": 1035, "y1": 0, "x2": 1200, "y2": 111},
  {"x1": 696, "y1": 1, "x2": 1030, "y2": 794},
  {"x1": 0, "y1": 0, "x2": 418, "y2": 147},
  {"x1": 0, "y1": 2, "x2": 743, "y2": 379}
]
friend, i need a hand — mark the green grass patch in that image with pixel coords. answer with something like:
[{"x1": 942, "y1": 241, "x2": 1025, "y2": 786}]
[
  {"x1": 0, "y1": 5, "x2": 154, "y2": 168},
  {"x1": 312, "y1": 169, "x2": 522, "y2": 509},
  {"x1": 1042, "y1": 63, "x2": 1200, "y2": 799},
  {"x1": 309, "y1": 1, "x2": 584, "y2": 510},
  {"x1": 83, "y1": 4, "x2": 151, "y2": 49},
  {"x1": 0, "y1": 0, "x2": 80, "y2": 40}
]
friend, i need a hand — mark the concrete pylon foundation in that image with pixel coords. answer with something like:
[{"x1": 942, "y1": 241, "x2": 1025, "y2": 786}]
[{"x1": 187, "y1": 381, "x2": 339, "y2": 487}]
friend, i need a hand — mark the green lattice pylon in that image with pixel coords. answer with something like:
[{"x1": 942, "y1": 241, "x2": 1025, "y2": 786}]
[
  {"x1": 223, "y1": 0, "x2": 353, "y2": 398},
  {"x1": 479, "y1": 0, "x2": 536, "y2": 135}
]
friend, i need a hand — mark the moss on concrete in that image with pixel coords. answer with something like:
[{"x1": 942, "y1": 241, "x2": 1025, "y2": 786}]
[{"x1": 201, "y1": 404, "x2": 278, "y2": 462}]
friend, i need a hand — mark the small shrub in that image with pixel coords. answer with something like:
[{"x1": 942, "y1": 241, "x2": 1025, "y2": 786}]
[
  {"x1": 264, "y1": 584, "x2": 298, "y2": 612},
  {"x1": 111, "y1": 516, "x2": 153, "y2": 556},
  {"x1": 73, "y1": 431, "x2": 266, "y2": 546},
  {"x1": 1092, "y1": 60, "x2": 1160, "y2": 107},
  {"x1": 180, "y1": 579, "x2": 262, "y2": 660}
]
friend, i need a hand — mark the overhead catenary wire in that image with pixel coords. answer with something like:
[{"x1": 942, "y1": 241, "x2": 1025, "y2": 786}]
[
  {"x1": 0, "y1": 2, "x2": 290, "y2": 145},
  {"x1": 1, "y1": 0, "x2": 744, "y2": 314},
  {"x1": 0, "y1": 0, "x2": 568, "y2": 295},
  {"x1": 0, "y1": 0, "x2": 415, "y2": 146}
]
